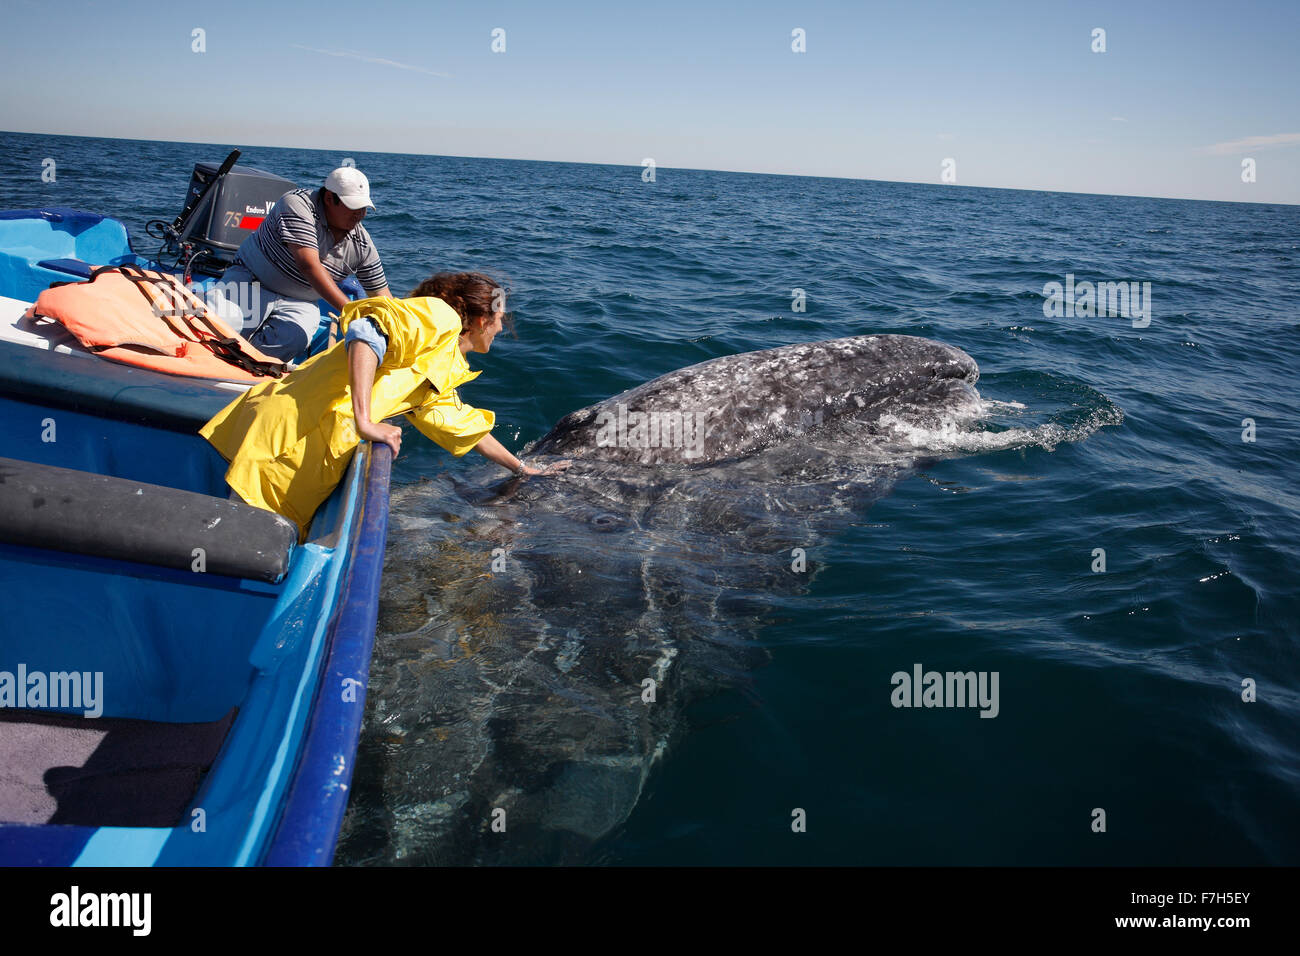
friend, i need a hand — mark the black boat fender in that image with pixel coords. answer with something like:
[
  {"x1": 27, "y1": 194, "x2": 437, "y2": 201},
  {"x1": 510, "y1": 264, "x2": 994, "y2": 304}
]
[{"x1": 0, "y1": 456, "x2": 296, "y2": 583}]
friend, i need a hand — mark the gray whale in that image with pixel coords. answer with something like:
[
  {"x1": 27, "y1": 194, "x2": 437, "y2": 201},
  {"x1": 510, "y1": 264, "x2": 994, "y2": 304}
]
[
  {"x1": 532, "y1": 334, "x2": 979, "y2": 465},
  {"x1": 338, "y1": 333, "x2": 988, "y2": 865}
]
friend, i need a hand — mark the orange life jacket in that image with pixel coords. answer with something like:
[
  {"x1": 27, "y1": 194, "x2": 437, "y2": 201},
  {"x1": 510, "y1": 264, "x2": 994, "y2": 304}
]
[{"x1": 26, "y1": 264, "x2": 289, "y2": 382}]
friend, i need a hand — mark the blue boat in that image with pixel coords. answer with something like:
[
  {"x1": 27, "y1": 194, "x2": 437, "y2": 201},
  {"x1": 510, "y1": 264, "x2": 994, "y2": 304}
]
[{"x1": 0, "y1": 175, "x2": 390, "y2": 865}]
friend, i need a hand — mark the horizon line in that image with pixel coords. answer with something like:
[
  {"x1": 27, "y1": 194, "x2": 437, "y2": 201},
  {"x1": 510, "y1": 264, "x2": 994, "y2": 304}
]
[{"x1": 3, "y1": 126, "x2": 1295, "y2": 209}]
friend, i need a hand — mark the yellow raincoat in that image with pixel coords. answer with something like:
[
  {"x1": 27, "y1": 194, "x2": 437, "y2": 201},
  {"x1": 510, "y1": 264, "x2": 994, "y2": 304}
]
[{"x1": 200, "y1": 296, "x2": 494, "y2": 537}]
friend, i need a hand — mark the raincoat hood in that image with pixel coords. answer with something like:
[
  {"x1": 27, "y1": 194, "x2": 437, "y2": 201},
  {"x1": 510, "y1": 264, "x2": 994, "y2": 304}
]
[{"x1": 339, "y1": 295, "x2": 483, "y2": 397}]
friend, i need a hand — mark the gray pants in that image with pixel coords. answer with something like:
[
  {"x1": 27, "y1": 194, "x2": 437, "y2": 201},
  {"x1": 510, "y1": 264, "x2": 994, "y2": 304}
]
[{"x1": 207, "y1": 264, "x2": 324, "y2": 362}]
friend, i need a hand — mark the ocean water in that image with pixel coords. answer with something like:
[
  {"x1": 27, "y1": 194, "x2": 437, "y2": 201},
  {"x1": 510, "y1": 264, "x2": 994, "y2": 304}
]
[{"x1": 2, "y1": 131, "x2": 1297, "y2": 865}]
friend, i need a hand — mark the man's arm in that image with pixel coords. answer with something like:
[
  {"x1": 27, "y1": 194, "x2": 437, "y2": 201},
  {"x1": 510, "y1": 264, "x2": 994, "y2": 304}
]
[{"x1": 293, "y1": 245, "x2": 351, "y2": 312}]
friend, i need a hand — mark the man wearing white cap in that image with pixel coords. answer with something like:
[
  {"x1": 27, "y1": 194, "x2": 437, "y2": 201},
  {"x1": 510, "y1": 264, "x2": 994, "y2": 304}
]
[{"x1": 220, "y1": 166, "x2": 392, "y2": 361}]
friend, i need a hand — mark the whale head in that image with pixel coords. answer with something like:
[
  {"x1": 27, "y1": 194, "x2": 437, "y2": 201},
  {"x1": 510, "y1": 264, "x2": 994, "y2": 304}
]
[{"x1": 529, "y1": 334, "x2": 979, "y2": 466}]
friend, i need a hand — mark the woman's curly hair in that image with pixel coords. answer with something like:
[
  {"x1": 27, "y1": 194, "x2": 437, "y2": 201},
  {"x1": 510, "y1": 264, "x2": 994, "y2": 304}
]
[{"x1": 409, "y1": 271, "x2": 513, "y2": 333}]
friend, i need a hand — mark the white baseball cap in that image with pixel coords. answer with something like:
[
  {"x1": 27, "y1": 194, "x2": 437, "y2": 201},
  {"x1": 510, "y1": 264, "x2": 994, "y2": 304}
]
[{"x1": 323, "y1": 167, "x2": 375, "y2": 211}]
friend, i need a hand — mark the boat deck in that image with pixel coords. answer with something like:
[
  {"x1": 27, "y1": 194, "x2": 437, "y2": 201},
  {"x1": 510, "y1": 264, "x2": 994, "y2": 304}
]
[
  {"x1": 0, "y1": 708, "x2": 236, "y2": 827},
  {"x1": 0, "y1": 293, "x2": 90, "y2": 357}
]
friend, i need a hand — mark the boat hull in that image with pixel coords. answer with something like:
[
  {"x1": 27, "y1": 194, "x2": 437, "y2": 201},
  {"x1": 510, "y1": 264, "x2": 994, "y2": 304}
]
[{"x1": 0, "y1": 336, "x2": 389, "y2": 866}]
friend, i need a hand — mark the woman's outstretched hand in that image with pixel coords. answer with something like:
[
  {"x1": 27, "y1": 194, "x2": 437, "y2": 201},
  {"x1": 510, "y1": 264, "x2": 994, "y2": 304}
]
[
  {"x1": 523, "y1": 459, "x2": 572, "y2": 477},
  {"x1": 358, "y1": 419, "x2": 402, "y2": 457},
  {"x1": 473, "y1": 434, "x2": 571, "y2": 477}
]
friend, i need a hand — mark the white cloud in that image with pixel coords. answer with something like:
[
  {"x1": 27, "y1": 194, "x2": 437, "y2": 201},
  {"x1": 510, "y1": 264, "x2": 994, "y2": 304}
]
[
  {"x1": 1110, "y1": 117, "x2": 1128, "y2": 123},
  {"x1": 291, "y1": 44, "x2": 450, "y2": 78},
  {"x1": 1198, "y1": 132, "x2": 1300, "y2": 155}
]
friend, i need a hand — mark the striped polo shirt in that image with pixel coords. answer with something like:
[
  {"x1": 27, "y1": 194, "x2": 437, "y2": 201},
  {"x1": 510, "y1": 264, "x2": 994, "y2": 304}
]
[{"x1": 235, "y1": 187, "x2": 388, "y2": 301}]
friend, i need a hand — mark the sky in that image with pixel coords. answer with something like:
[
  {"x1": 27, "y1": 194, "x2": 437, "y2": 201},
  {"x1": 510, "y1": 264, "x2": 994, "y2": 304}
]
[{"x1": 1, "y1": 0, "x2": 1297, "y2": 204}]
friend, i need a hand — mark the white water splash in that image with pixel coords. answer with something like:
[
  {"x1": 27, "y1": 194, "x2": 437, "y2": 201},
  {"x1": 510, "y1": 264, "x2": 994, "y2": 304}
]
[{"x1": 873, "y1": 399, "x2": 1122, "y2": 457}]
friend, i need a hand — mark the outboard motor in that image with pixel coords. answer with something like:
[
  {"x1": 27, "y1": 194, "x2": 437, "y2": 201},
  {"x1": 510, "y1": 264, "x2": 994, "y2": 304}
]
[{"x1": 148, "y1": 149, "x2": 295, "y2": 279}]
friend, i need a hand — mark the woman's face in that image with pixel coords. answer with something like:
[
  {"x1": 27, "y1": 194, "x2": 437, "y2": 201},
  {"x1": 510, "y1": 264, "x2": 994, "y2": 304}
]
[{"x1": 468, "y1": 307, "x2": 505, "y2": 353}]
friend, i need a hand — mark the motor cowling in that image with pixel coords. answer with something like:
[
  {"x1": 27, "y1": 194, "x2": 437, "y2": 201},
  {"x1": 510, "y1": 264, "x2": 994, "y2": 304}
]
[{"x1": 174, "y1": 162, "x2": 296, "y2": 275}]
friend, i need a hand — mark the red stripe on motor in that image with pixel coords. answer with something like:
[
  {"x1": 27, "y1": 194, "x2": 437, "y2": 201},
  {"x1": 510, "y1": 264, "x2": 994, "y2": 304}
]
[{"x1": 238, "y1": 216, "x2": 265, "y2": 229}]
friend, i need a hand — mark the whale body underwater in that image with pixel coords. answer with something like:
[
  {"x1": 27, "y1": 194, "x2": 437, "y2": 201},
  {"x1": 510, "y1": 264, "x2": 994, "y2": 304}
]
[{"x1": 335, "y1": 334, "x2": 1037, "y2": 864}]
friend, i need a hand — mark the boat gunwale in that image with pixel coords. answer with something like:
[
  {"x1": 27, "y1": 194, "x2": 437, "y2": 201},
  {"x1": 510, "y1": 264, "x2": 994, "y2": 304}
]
[{"x1": 261, "y1": 442, "x2": 391, "y2": 866}]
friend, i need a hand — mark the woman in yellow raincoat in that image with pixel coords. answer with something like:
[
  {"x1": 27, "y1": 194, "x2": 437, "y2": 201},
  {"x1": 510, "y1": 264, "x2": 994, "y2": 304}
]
[{"x1": 201, "y1": 271, "x2": 566, "y2": 537}]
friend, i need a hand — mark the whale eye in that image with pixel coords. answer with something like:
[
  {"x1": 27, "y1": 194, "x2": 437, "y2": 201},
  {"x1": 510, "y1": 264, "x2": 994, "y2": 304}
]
[{"x1": 590, "y1": 513, "x2": 624, "y2": 530}]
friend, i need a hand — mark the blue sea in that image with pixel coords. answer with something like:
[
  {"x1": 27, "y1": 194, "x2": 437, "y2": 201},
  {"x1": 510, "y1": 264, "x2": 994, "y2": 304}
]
[{"x1": 2, "y1": 131, "x2": 1297, "y2": 865}]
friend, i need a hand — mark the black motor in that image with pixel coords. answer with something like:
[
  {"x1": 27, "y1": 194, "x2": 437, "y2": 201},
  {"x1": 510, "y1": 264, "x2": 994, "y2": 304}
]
[{"x1": 150, "y1": 149, "x2": 296, "y2": 277}]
